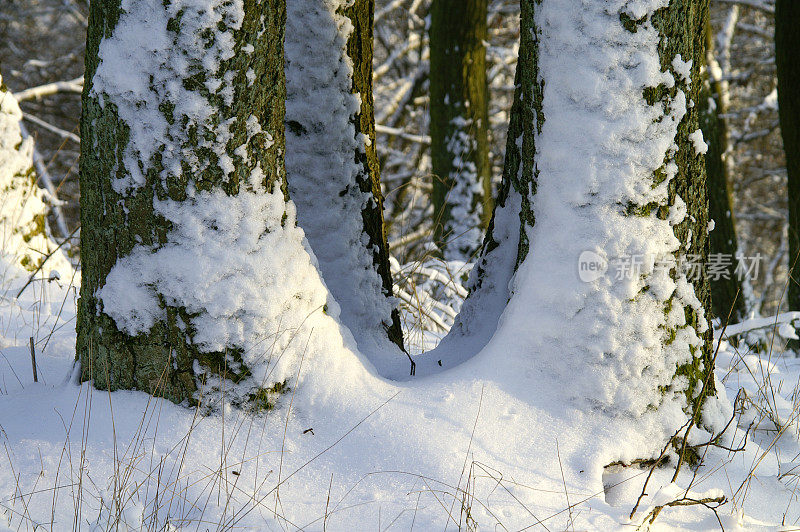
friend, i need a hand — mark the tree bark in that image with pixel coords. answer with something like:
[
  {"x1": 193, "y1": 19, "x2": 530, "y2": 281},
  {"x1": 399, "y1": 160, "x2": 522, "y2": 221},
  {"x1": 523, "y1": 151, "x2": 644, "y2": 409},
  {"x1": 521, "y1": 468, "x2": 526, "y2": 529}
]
[
  {"x1": 78, "y1": 0, "x2": 288, "y2": 403},
  {"x1": 776, "y1": 0, "x2": 800, "y2": 311},
  {"x1": 454, "y1": 0, "x2": 715, "y2": 424},
  {"x1": 284, "y1": 0, "x2": 407, "y2": 374},
  {"x1": 702, "y1": 25, "x2": 746, "y2": 323},
  {"x1": 429, "y1": 0, "x2": 490, "y2": 260},
  {"x1": 344, "y1": 0, "x2": 405, "y2": 350}
]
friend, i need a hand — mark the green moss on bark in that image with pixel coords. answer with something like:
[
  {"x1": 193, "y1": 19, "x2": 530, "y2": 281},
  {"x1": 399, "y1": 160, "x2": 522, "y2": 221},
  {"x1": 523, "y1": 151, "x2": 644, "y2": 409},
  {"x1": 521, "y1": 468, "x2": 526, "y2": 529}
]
[
  {"x1": 473, "y1": 0, "x2": 542, "y2": 280},
  {"x1": 77, "y1": 0, "x2": 288, "y2": 404},
  {"x1": 647, "y1": 0, "x2": 714, "y2": 414}
]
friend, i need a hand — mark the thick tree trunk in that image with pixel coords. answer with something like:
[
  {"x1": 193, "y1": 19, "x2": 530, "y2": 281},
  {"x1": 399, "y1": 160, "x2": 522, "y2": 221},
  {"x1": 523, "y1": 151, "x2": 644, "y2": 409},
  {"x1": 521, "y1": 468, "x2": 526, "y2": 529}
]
[
  {"x1": 78, "y1": 0, "x2": 302, "y2": 404},
  {"x1": 429, "y1": 0, "x2": 490, "y2": 261},
  {"x1": 702, "y1": 25, "x2": 746, "y2": 323},
  {"x1": 776, "y1": 0, "x2": 800, "y2": 311},
  {"x1": 443, "y1": 0, "x2": 717, "y2": 432},
  {"x1": 285, "y1": 0, "x2": 409, "y2": 375}
]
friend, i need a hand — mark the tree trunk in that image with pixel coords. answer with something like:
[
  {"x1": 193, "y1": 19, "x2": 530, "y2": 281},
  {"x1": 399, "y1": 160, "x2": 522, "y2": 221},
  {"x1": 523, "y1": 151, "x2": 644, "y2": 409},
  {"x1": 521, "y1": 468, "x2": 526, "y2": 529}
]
[
  {"x1": 429, "y1": 0, "x2": 490, "y2": 261},
  {"x1": 285, "y1": 0, "x2": 408, "y2": 375},
  {"x1": 702, "y1": 25, "x2": 746, "y2": 323},
  {"x1": 78, "y1": 0, "x2": 324, "y2": 405},
  {"x1": 444, "y1": 0, "x2": 718, "y2": 434},
  {"x1": 776, "y1": 0, "x2": 800, "y2": 312},
  {"x1": 0, "y1": 75, "x2": 71, "y2": 278},
  {"x1": 432, "y1": 0, "x2": 540, "y2": 362}
]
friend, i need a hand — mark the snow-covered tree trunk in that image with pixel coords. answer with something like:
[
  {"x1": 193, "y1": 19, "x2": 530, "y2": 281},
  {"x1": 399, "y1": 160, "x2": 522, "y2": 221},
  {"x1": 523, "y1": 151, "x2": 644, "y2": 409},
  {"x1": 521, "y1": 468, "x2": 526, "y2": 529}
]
[
  {"x1": 0, "y1": 76, "x2": 70, "y2": 279},
  {"x1": 431, "y1": 1, "x2": 539, "y2": 363},
  {"x1": 285, "y1": 0, "x2": 410, "y2": 375},
  {"x1": 429, "y1": 0, "x2": 490, "y2": 261},
  {"x1": 776, "y1": 0, "x2": 800, "y2": 312},
  {"x1": 437, "y1": 0, "x2": 720, "y2": 441},
  {"x1": 78, "y1": 0, "x2": 349, "y2": 405},
  {"x1": 702, "y1": 25, "x2": 746, "y2": 323}
]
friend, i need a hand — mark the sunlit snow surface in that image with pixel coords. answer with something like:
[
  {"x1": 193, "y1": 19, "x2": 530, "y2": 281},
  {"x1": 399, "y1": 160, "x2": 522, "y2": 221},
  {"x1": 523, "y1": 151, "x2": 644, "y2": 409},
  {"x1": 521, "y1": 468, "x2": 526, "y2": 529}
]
[
  {"x1": 3, "y1": 0, "x2": 799, "y2": 528},
  {"x1": 1, "y1": 254, "x2": 800, "y2": 530}
]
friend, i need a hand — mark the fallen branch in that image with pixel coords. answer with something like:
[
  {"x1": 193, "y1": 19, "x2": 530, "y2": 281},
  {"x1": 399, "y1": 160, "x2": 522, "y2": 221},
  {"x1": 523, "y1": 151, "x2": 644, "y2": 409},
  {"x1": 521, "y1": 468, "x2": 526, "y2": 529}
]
[{"x1": 638, "y1": 495, "x2": 726, "y2": 528}]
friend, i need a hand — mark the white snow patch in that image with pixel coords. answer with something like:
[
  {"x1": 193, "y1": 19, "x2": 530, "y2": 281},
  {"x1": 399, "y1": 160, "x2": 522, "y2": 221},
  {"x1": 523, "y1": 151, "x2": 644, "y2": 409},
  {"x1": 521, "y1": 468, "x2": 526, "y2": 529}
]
[
  {"x1": 91, "y1": 0, "x2": 245, "y2": 193},
  {"x1": 672, "y1": 53, "x2": 693, "y2": 85},
  {"x1": 690, "y1": 128, "x2": 708, "y2": 155}
]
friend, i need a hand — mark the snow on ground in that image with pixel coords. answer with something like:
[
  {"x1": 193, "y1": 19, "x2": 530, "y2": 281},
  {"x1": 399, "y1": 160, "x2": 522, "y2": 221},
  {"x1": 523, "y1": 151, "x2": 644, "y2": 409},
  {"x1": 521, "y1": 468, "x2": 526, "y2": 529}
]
[
  {"x1": 3, "y1": 0, "x2": 799, "y2": 529},
  {"x1": 1, "y1": 254, "x2": 799, "y2": 531}
]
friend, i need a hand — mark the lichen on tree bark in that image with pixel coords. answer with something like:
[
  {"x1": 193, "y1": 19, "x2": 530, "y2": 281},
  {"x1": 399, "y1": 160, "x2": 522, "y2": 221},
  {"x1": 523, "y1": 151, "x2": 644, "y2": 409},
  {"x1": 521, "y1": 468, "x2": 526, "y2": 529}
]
[
  {"x1": 649, "y1": 0, "x2": 715, "y2": 413},
  {"x1": 340, "y1": 0, "x2": 404, "y2": 350}
]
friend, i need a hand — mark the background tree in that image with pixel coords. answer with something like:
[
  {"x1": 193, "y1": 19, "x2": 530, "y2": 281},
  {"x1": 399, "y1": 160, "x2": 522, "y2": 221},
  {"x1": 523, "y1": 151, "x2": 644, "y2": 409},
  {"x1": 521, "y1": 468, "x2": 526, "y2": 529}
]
[
  {"x1": 429, "y1": 0, "x2": 490, "y2": 260},
  {"x1": 284, "y1": 0, "x2": 409, "y2": 374},
  {"x1": 78, "y1": 0, "x2": 339, "y2": 405},
  {"x1": 702, "y1": 24, "x2": 747, "y2": 322},
  {"x1": 776, "y1": 0, "x2": 800, "y2": 312},
  {"x1": 0, "y1": 75, "x2": 71, "y2": 278}
]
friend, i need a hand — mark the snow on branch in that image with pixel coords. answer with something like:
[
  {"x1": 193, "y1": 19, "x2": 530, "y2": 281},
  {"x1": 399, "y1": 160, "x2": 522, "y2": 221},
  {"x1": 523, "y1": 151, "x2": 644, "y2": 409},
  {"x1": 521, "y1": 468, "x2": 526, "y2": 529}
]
[
  {"x1": 715, "y1": 0, "x2": 774, "y2": 15},
  {"x1": 14, "y1": 76, "x2": 84, "y2": 102},
  {"x1": 375, "y1": 124, "x2": 431, "y2": 145},
  {"x1": 21, "y1": 113, "x2": 80, "y2": 144},
  {"x1": 717, "y1": 311, "x2": 800, "y2": 338}
]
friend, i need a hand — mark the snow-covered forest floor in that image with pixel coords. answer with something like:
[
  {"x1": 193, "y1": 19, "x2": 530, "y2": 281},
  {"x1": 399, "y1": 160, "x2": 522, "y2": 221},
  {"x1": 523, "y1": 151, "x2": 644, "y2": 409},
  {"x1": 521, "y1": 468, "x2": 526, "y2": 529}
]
[
  {"x1": 2, "y1": 0, "x2": 798, "y2": 529},
  {"x1": 1, "y1": 254, "x2": 799, "y2": 531}
]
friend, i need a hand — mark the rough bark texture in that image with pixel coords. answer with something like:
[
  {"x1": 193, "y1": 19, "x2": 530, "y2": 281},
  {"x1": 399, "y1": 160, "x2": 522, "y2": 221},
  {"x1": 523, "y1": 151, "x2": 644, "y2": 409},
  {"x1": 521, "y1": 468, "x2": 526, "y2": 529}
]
[
  {"x1": 429, "y1": 0, "x2": 490, "y2": 260},
  {"x1": 776, "y1": 0, "x2": 800, "y2": 311},
  {"x1": 77, "y1": 0, "x2": 286, "y2": 403},
  {"x1": 469, "y1": 0, "x2": 714, "y2": 417},
  {"x1": 702, "y1": 26, "x2": 746, "y2": 323},
  {"x1": 342, "y1": 0, "x2": 404, "y2": 349},
  {"x1": 470, "y1": 0, "x2": 541, "y2": 291},
  {"x1": 650, "y1": 0, "x2": 714, "y2": 409}
]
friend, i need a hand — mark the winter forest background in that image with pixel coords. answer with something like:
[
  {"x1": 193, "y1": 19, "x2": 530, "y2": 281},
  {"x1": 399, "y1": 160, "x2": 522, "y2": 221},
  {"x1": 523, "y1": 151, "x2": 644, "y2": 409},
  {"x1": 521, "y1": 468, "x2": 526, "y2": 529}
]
[
  {"x1": 1, "y1": 0, "x2": 797, "y2": 345},
  {"x1": 1, "y1": 0, "x2": 800, "y2": 530}
]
